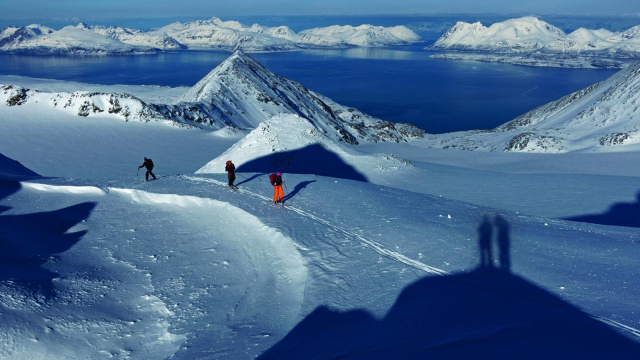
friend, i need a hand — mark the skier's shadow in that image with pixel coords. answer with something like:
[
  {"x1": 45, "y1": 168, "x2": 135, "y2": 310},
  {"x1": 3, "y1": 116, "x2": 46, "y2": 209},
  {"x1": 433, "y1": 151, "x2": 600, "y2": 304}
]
[
  {"x1": 477, "y1": 214, "x2": 511, "y2": 272},
  {"x1": 282, "y1": 180, "x2": 316, "y2": 203},
  {"x1": 258, "y1": 216, "x2": 640, "y2": 359}
]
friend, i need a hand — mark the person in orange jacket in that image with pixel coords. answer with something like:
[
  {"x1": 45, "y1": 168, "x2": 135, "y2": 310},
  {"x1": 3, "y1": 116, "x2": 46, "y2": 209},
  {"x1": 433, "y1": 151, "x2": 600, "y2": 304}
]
[{"x1": 271, "y1": 172, "x2": 285, "y2": 203}]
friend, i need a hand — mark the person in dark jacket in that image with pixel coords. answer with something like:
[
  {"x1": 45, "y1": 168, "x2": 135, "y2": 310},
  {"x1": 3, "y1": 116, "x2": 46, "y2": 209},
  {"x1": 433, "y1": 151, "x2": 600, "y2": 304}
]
[
  {"x1": 225, "y1": 160, "x2": 236, "y2": 190},
  {"x1": 138, "y1": 157, "x2": 156, "y2": 181}
]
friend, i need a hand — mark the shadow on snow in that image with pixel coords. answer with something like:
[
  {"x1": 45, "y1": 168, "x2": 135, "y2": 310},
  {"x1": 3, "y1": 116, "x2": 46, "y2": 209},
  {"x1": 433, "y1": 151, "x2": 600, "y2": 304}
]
[
  {"x1": 237, "y1": 144, "x2": 368, "y2": 182},
  {"x1": 0, "y1": 179, "x2": 96, "y2": 297},
  {"x1": 564, "y1": 190, "x2": 640, "y2": 228},
  {"x1": 259, "y1": 215, "x2": 640, "y2": 359},
  {"x1": 282, "y1": 180, "x2": 316, "y2": 203}
]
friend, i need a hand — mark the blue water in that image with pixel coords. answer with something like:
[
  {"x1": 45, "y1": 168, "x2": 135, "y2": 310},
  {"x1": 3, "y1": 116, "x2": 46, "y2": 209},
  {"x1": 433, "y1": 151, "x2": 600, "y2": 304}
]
[{"x1": 0, "y1": 46, "x2": 617, "y2": 134}]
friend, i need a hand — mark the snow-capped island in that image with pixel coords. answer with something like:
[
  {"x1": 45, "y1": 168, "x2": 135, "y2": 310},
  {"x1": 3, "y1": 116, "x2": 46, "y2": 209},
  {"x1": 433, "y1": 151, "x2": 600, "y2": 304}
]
[
  {"x1": 428, "y1": 17, "x2": 640, "y2": 69},
  {"x1": 0, "y1": 17, "x2": 423, "y2": 55}
]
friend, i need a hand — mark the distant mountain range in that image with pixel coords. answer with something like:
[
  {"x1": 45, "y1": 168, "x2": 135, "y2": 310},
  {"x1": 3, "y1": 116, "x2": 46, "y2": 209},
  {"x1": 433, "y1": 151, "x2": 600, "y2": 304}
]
[
  {"x1": 0, "y1": 17, "x2": 422, "y2": 55},
  {"x1": 429, "y1": 17, "x2": 640, "y2": 68},
  {"x1": 422, "y1": 61, "x2": 640, "y2": 152}
]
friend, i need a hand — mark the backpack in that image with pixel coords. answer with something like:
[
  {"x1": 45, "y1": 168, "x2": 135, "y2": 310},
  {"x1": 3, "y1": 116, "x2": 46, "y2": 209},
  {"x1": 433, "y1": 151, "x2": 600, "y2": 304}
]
[{"x1": 269, "y1": 173, "x2": 276, "y2": 185}]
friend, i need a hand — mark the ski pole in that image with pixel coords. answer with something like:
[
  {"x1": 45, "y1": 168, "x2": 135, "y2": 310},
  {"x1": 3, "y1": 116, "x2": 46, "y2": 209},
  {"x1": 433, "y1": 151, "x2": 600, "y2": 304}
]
[{"x1": 137, "y1": 167, "x2": 140, "y2": 176}]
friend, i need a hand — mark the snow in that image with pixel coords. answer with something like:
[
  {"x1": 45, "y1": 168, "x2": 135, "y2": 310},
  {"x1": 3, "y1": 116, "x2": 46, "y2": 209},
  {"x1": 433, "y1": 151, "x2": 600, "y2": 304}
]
[
  {"x1": 1, "y1": 52, "x2": 640, "y2": 359},
  {"x1": 1, "y1": 17, "x2": 422, "y2": 55},
  {"x1": 430, "y1": 16, "x2": 640, "y2": 67}
]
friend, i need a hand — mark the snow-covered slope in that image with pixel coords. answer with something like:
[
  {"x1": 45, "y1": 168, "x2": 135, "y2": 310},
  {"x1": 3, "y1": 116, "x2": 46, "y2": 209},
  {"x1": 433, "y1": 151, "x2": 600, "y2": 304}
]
[
  {"x1": 420, "y1": 61, "x2": 640, "y2": 153},
  {"x1": 430, "y1": 17, "x2": 640, "y2": 65},
  {"x1": 1, "y1": 70, "x2": 640, "y2": 358}
]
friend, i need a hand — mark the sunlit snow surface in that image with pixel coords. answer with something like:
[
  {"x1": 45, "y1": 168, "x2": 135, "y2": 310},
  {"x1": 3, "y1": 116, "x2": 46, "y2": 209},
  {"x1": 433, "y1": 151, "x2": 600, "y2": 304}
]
[{"x1": 1, "y1": 74, "x2": 640, "y2": 358}]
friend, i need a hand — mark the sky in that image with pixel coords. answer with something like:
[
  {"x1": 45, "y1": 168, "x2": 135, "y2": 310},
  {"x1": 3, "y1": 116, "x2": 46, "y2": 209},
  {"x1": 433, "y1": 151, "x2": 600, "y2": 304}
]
[{"x1": 2, "y1": 0, "x2": 640, "y2": 24}]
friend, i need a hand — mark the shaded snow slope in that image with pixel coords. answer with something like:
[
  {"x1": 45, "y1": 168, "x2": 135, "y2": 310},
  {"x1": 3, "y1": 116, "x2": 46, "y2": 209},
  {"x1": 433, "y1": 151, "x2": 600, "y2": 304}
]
[
  {"x1": 0, "y1": 153, "x2": 39, "y2": 180},
  {"x1": 260, "y1": 268, "x2": 640, "y2": 359},
  {"x1": 420, "y1": 62, "x2": 640, "y2": 152},
  {"x1": 196, "y1": 114, "x2": 415, "y2": 184}
]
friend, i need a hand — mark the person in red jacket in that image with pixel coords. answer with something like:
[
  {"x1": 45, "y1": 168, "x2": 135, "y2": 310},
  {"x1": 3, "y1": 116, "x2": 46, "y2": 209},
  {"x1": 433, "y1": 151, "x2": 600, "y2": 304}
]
[
  {"x1": 225, "y1": 160, "x2": 236, "y2": 190},
  {"x1": 138, "y1": 157, "x2": 156, "y2": 181},
  {"x1": 272, "y1": 172, "x2": 285, "y2": 203}
]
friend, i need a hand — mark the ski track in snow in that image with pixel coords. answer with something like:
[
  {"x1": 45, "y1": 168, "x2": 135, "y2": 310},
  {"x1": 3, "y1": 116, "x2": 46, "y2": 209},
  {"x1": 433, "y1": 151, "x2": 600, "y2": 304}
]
[
  {"x1": 181, "y1": 175, "x2": 640, "y2": 341},
  {"x1": 181, "y1": 175, "x2": 451, "y2": 277}
]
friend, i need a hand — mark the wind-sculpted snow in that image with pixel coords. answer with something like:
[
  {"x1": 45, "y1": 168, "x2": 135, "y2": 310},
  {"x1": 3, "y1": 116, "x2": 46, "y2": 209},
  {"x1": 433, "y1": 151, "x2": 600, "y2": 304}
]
[
  {"x1": 421, "y1": 62, "x2": 640, "y2": 153},
  {"x1": 0, "y1": 17, "x2": 422, "y2": 55},
  {"x1": 430, "y1": 17, "x2": 640, "y2": 68}
]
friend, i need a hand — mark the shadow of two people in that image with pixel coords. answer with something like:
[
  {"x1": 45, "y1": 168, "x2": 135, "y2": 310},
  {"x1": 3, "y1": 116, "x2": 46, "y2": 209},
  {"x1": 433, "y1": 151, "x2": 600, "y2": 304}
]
[{"x1": 258, "y1": 215, "x2": 640, "y2": 359}]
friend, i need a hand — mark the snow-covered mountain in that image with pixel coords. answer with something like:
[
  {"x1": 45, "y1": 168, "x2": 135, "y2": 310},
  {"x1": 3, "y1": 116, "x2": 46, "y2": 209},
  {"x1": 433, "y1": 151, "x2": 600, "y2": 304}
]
[
  {"x1": 421, "y1": 61, "x2": 640, "y2": 152},
  {"x1": 298, "y1": 24, "x2": 422, "y2": 47},
  {"x1": 76, "y1": 23, "x2": 185, "y2": 50},
  {"x1": 432, "y1": 17, "x2": 566, "y2": 52},
  {"x1": 0, "y1": 25, "x2": 157, "y2": 55},
  {"x1": 0, "y1": 17, "x2": 422, "y2": 54},
  {"x1": 155, "y1": 18, "x2": 300, "y2": 52},
  {"x1": 157, "y1": 17, "x2": 422, "y2": 51},
  {"x1": 0, "y1": 24, "x2": 53, "y2": 47},
  {"x1": 430, "y1": 17, "x2": 640, "y2": 67},
  {"x1": 0, "y1": 51, "x2": 424, "y2": 145},
  {"x1": 175, "y1": 50, "x2": 424, "y2": 143}
]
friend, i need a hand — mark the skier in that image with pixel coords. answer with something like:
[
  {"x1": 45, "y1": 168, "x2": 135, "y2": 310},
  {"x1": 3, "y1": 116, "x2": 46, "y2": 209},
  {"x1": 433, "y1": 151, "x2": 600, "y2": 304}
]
[
  {"x1": 271, "y1": 171, "x2": 285, "y2": 204},
  {"x1": 138, "y1": 157, "x2": 156, "y2": 181},
  {"x1": 225, "y1": 160, "x2": 236, "y2": 190}
]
